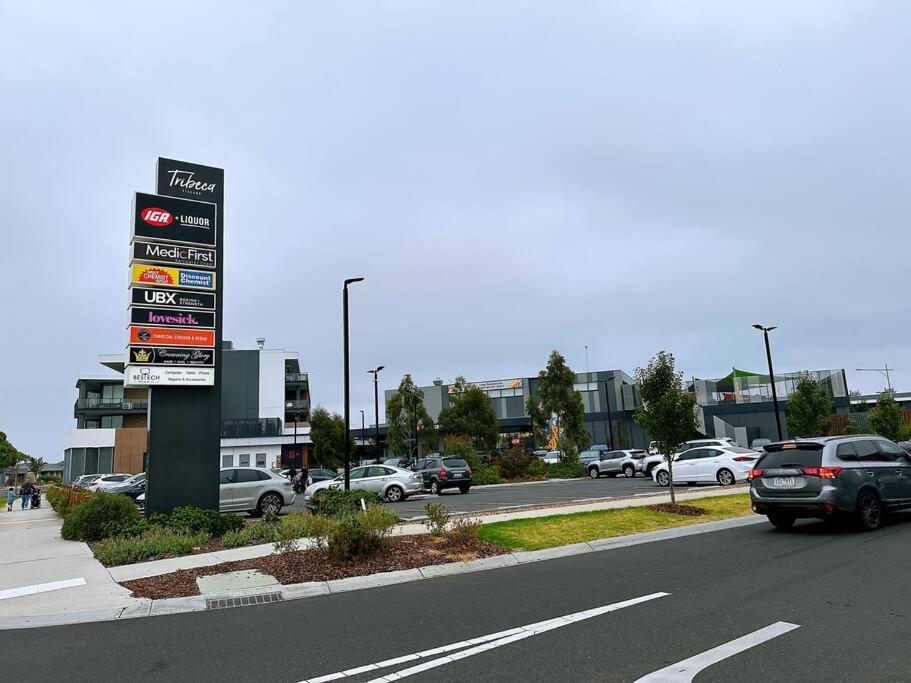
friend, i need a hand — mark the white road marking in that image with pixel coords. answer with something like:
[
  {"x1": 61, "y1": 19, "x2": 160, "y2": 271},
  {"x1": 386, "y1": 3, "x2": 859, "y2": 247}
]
[
  {"x1": 298, "y1": 592, "x2": 669, "y2": 683},
  {"x1": 0, "y1": 577, "x2": 86, "y2": 601},
  {"x1": 633, "y1": 621, "x2": 801, "y2": 682}
]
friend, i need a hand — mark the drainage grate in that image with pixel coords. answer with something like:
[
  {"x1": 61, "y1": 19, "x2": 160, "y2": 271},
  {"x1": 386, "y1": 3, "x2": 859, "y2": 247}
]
[{"x1": 205, "y1": 591, "x2": 283, "y2": 610}]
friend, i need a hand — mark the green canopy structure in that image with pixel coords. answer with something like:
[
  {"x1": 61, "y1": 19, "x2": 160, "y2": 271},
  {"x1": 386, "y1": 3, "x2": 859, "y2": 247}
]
[{"x1": 700, "y1": 368, "x2": 787, "y2": 392}]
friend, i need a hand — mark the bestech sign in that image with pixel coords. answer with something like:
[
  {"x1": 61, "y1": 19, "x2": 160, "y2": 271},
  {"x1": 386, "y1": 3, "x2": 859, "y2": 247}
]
[
  {"x1": 130, "y1": 306, "x2": 215, "y2": 328},
  {"x1": 129, "y1": 346, "x2": 215, "y2": 367},
  {"x1": 132, "y1": 241, "x2": 215, "y2": 270},
  {"x1": 448, "y1": 378, "x2": 523, "y2": 393},
  {"x1": 125, "y1": 365, "x2": 215, "y2": 387},
  {"x1": 129, "y1": 326, "x2": 215, "y2": 347},
  {"x1": 132, "y1": 192, "x2": 216, "y2": 247},
  {"x1": 130, "y1": 264, "x2": 216, "y2": 291},
  {"x1": 131, "y1": 287, "x2": 215, "y2": 310}
]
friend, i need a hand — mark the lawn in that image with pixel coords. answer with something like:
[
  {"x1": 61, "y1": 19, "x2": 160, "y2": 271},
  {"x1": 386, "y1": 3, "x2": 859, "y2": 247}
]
[{"x1": 476, "y1": 493, "x2": 752, "y2": 551}]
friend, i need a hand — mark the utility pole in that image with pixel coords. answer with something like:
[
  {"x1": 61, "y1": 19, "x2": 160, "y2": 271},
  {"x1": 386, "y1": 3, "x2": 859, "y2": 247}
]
[
  {"x1": 856, "y1": 365, "x2": 895, "y2": 394},
  {"x1": 368, "y1": 366, "x2": 385, "y2": 463},
  {"x1": 342, "y1": 277, "x2": 364, "y2": 490}
]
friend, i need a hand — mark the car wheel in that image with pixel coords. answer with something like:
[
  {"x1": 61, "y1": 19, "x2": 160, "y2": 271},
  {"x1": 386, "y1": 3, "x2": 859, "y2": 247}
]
[
  {"x1": 385, "y1": 485, "x2": 404, "y2": 503},
  {"x1": 459, "y1": 485, "x2": 470, "y2": 494},
  {"x1": 588, "y1": 467, "x2": 599, "y2": 479},
  {"x1": 856, "y1": 490, "x2": 882, "y2": 531},
  {"x1": 767, "y1": 512, "x2": 795, "y2": 530},
  {"x1": 429, "y1": 480, "x2": 440, "y2": 495},
  {"x1": 716, "y1": 468, "x2": 735, "y2": 486},
  {"x1": 655, "y1": 470, "x2": 670, "y2": 487},
  {"x1": 623, "y1": 465, "x2": 635, "y2": 478},
  {"x1": 257, "y1": 493, "x2": 283, "y2": 516}
]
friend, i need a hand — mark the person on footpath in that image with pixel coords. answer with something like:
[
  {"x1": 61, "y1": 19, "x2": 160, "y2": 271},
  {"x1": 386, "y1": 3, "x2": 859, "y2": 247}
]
[
  {"x1": 19, "y1": 481, "x2": 33, "y2": 510},
  {"x1": 6, "y1": 487, "x2": 14, "y2": 512}
]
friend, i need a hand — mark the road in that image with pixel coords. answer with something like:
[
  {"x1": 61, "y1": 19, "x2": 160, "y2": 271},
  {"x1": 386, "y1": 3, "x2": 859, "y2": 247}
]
[
  {"x1": 288, "y1": 476, "x2": 731, "y2": 520},
  {"x1": 11, "y1": 511, "x2": 911, "y2": 681}
]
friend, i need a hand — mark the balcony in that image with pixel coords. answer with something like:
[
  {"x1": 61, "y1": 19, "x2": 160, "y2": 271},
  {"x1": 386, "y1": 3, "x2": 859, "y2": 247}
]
[
  {"x1": 285, "y1": 400, "x2": 309, "y2": 411},
  {"x1": 75, "y1": 398, "x2": 148, "y2": 412},
  {"x1": 221, "y1": 418, "x2": 282, "y2": 439},
  {"x1": 285, "y1": 372, "x2": 309, "y2": 383}
]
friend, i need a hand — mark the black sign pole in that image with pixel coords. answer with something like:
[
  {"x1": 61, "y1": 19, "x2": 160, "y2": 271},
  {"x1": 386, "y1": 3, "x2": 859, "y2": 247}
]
[{"x1": 145, "y1": 159, "x2": 224, "y2": 514}]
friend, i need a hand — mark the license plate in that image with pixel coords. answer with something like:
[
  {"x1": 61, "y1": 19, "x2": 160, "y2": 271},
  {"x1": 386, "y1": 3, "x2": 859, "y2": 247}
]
[
  {"x1": 772, "y1": 476, "x2": 796, "y2": 487},
  {"x1": 454, "y1": 472, "x2": 463, "y2": 478}
]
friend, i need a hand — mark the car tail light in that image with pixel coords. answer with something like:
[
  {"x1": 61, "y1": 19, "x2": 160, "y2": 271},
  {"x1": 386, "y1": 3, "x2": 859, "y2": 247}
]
[
  {"x1": 439, "y1": 467, "x2": 447, "y2": 478},
  {"x1": 732, "y1": 456, "x2": 755, "y2": 462},
  {"x1": 800, "y1": 467, "x2": 843, "y2": 479},
  {"x1": 467, "y1": 467, "x2": 473, "y2": 477},
  {"x1": 748, "y1": 469, "x2": 764, "y2": 480},
  {"x1": 410, "y1": 473, "x2": 421, "y2": 480}
]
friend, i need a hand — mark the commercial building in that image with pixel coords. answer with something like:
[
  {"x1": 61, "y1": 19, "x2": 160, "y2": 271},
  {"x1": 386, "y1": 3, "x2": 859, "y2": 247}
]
[{"x1": 63, "y1": 341, "x2": 313, "y2": 481}]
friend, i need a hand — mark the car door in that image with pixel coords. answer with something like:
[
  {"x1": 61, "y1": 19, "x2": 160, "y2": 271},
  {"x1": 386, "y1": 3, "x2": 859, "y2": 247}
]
[
  {"x1": 219, "y1": 469, "x2": 237, "y2": 511},
  {"x1": 420, "y1": 459, "x2": 439, "y2": 488},
  {"x1": 874, "y1": 440, "x2": 911, "y2": 505},
  {"x1": 673, "y1": 449, "x2": 699, "y2": 481},
  {"x1": 693, "y1": 447, "x2": 724, "y2": 481},
  {"x1": 233, "y1": 469, "x2": 264, "y2": 511},
  {"x1": 600, "y1": 451, "x2": 622, "y2": 473},
  {"x1": 361, "y1": 466, "x2": 389, "y2": 494},
  {"x1": 853, "y1": 439, "x2": 895, "y2": 504}
]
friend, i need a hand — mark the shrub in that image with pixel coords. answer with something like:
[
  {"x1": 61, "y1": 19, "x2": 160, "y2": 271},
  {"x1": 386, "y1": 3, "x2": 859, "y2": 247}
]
[
  {"x1": 447, "y1": 516, "x2": 481, "y2": 543},
  {"x1": 546, "y1": 460, "x2": 586, "y2": 479},
  {"x1": 898, "y1": 423, "x2": 911, "y2": 442},
  {"x1": 222, "y1": 529, "x2": 247, "y2": 549},
  {"x1": 471, "y1": 465, "x2": 501, "y2": 485},
  {"x1": 424, "y1": 503, "x2": 450, "y2": 536},
  {"x1": 154, "y1": 507, "x2": 244, "y2": 537},
  {"x1": 525, "y1": 458, "x2": 549, "y2": 478},
  {"x1": 47, "y1": 485, "x2": 93, "y2": 517},
  {"x1": 327, "y1": 506, "x2": 398, "y2": 561},
  {"x1": 93, "y1": 530, "x2": 209, "y2": 566},
  {"x1": 498, "y1": 447, "x2": 533, "y2": 479},
  {"x1": 445, "y1": 436, "x2": 480, "y2": 470},
  {"x1": 61, "y1": 492, "x2": 140, "y2": 542},
  {"x1": 306, "y1": 488, "x2": 383, "y2": 518}
]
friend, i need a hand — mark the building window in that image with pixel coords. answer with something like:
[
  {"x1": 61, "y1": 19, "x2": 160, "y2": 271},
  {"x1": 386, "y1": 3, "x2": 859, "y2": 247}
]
[
  {"x1": 255, "y1": 453, "x2": 267, "y2": 467},
  {"x1": 101, "y1": 415, "x2": 123, "y2": 429},
  {"x1": 221, "y1": 454, "x2": 233, "y2": 468},
  {"x1": 573, "y1": 382, "x2": 598, "y2": 392},
  {"x1": 83, "y1": 419, "x2": 100, "y2": 429},
  {"x1": 239, "y1": 454, "x2": 250, "y2": 467}
]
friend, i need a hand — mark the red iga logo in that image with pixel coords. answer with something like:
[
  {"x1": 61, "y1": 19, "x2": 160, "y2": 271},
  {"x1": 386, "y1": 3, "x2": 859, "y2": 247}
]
[{"x1": 141, "y1": 207, "x2": 173, "y2": 226}]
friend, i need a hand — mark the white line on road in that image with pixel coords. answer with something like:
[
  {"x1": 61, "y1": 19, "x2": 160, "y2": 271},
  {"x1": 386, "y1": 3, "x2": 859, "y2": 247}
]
[
  {"x1": 297, "y1": 592, "x2": 669, "y2": 683},
  {"x1": 0, "y1": 577, "x2": 86, "y2": 601},
  {"x1": 633, "y1": 621, "x2": 800, "y2": 682}
]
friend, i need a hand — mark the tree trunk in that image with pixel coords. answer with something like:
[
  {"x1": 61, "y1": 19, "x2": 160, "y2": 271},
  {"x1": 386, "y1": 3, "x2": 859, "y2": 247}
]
[{"x1": 667, "y1": 451, "x2": 676, "y2": 505}]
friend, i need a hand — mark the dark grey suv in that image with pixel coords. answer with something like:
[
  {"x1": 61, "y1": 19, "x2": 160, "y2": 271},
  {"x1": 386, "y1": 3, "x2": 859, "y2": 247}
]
[{"x1": 749, "y1": 435, "x2": 911, "y2": 531}]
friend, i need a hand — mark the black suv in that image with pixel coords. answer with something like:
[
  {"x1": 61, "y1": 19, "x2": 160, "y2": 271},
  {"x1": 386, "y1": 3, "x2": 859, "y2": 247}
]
[
  {"x1": 417, "y1": 456, "x2": 473, "y2": 495},
  {"x1": 750, "y1": 435, "x2": 911, "y2": 531}
]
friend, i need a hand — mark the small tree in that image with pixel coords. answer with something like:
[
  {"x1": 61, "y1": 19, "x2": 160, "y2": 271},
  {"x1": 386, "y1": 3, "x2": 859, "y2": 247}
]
[
  {"x1": 786, "y1": 372, "x2": 833, "y2": 437},
  {"x1": 309, "y1": 407, "x2": 345, "y2": 469},
  {"x1": 439, "y1": 377, "x2": 498, "y2": 451},
  {"x1": 386, "y1": 374, "x2": 436, "y2": 458},
  {"x1": 526, "y1": 351, "x2": 589, "y2": 459},
  {"x1": 841, "y1": 419, "x2": 861, "y2": 435},
  {"x1": 0, "y1": 432, "x2": 21, "y2": 471},
  {"x1": 27, "y1": 456, "x2": 46, "y2": 475},
  {"x1": 634, "y1": 352, "x2": 698, "y2": 504},
  {"x1": 868, "y1": 391, "x2": 903, "y2": 441}
]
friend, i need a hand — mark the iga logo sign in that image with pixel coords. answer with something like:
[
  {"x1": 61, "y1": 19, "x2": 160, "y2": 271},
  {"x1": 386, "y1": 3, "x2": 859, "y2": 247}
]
[{"x1": 140, "y1": 207, "x2": 173, "y2": 227}]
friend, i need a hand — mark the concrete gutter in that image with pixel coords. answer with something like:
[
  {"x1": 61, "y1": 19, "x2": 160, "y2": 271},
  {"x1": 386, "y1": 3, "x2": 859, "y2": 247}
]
[{"x1": 0, "y1": 513, "x2": 764, "y2": 630}]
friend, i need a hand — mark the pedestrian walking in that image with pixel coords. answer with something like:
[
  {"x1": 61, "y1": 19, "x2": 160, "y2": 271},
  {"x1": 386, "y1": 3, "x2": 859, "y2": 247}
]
[
  {"x1": 288, "y1": 467, "x2": 297, "y2": 483},
  {"x1": 5, "y1": 487, "x2": 14, "y2": 512},
  {"x1": 19, "y1": 481, "x2": 33, "y2": 510}
]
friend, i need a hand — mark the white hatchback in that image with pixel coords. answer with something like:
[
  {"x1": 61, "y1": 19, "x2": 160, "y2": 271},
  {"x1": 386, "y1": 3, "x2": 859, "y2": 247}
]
[{"x1": 652, "y1": 445, "x2": 759, "y2": 487}]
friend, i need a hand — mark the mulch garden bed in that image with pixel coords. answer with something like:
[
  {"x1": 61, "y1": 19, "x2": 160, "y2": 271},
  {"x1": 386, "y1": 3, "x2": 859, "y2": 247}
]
[
  {"x1": 121, "y1": 534, "x2": 506, "y2": 600},
  {"x1": 646, "y1": 503, "x2": 706, "y2": 517}
]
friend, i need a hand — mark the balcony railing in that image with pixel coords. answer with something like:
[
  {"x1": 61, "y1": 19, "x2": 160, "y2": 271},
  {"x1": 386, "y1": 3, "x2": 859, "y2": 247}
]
[
  {"x1": 285, "y1": 373, "x2": 309, "y2": 383},
  {"x1": 75, "y1": 398, "x2": 148, "y2": 411},
  {"x1": 221, "y1": 418, "x2": 282, "y2": 439},
  {"x1": 285, "y1": 400, "x2": 309, "y2": 411}
]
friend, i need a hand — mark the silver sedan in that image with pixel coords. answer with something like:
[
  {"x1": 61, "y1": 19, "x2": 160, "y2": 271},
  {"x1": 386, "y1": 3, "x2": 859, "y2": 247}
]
[{"x1": 304, "y1": 464, "x2": 424, "y2": 502}]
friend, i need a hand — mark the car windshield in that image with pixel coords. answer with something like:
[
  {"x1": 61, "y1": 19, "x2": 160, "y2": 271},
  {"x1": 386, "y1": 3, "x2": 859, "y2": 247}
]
[
  {"x1": 443, "y1": 458, "x2": 468, "y2": 468},
  {"x1": 757, "y1": 447, "x2": 822, "y2": 468}
]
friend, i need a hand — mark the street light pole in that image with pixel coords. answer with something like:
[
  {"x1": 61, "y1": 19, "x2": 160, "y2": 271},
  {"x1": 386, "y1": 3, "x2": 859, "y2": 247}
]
[
  {"x1": 753, "y1": 324, "x2": 782, "y2": 441},
  {"x1": 856, "y1": 366, "x2": 895, "y2": 394},
  {"x1": 368, "y1": 366, "x2": 385, "y2": 463},
  {"x1": 343, "y1": 277, "x2": 365, "y2": 490},
  {"x1": 360, "y1": 409, "x2": 365, "y2": 461}
]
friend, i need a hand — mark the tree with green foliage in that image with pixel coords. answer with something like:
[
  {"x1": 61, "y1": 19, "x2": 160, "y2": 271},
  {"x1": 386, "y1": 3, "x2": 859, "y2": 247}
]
[
  {"x1": 867, "y1": 391, "x2": 903, "y2": 441},
  {"x1": 526, "y1": 351, "x2": 589, "y2": 459},
  {"x1": 841, "y1": 419, "x2": 861, "y2": 435},
  {"x1": 634, "y1": 351, "x2": 698, "y2": 504},
  {"x1": 386, "y1": 374, "x2": 437, "y2": 458},
  {"x1": 309, "y1": 407, "x2": 345, "y2": 469},
  {"x1": 439, "y1": 377, "x2": 498, "y2": 451},
  {"x1": 898, "y1": 423, "x2": 911, "y2": 443},
  {"x1": 27, "y1": 456, "x2": 46, "y2": 475},
  {"x1": 785, "y1": 372, "x2": 833, "y2": 437},
  {"x1": 0, "y1": 432, "x2": 22, "y2": 471}
]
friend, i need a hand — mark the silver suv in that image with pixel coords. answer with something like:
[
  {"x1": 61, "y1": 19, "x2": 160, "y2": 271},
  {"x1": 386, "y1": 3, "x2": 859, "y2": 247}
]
[
  {"x1": 588, "y1": 450, "x2": 648, "y2": 479},
  {"x1": 749, "y1": 435, "x2": 911, "y2": 531}
]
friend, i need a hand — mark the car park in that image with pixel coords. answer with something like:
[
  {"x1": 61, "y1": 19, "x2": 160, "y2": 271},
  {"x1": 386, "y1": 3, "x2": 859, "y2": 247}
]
[
  {"x1": 88, "y1": 473, "x2": 133, "y2": 492},
  {"x1": 749, "y1": 435, "x2": 911, "y2": 531},
  {"x1": 587, "y1": 450, "x2": 648, "y2": 478},
  {"x1": 652, "y1": 445, "x2": 759, "y2": 487},
  {"x1": 416, "y1": 456, "x2": 473, "y2": 495},
  {"x1": 304, "y1": 465, "x2": 424, "y2": 502}
]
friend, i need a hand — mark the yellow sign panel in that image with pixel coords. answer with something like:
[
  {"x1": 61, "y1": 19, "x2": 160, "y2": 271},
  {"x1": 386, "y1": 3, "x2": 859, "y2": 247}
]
[{"x1": 130, "y1": 264, "x2": 216, "y2": 290}]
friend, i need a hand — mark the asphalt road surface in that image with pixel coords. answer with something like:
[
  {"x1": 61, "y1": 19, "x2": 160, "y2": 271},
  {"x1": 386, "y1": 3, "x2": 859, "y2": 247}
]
[
  {"x1": 288, "y1": 476, "x2": 733, "y2": 520},
  {"x1": 12, "y1": 511, "x2": 911, "y2": 681}
]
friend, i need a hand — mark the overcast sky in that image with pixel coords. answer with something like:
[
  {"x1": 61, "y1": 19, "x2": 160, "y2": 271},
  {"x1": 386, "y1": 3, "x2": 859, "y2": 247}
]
[{"x1": 1, "y1": 1, "x2": 908, "y2": 459}]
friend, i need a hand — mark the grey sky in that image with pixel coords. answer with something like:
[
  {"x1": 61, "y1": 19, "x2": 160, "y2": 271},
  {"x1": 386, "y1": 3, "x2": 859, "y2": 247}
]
[{"x1": 1, "y1": 1, "x2": 908, "y2": 459}]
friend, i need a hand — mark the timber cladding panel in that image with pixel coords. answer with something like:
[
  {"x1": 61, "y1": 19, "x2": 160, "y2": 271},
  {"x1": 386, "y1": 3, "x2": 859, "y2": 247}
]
[{"x1": 114, "y1": 428, "x2": 148, "y2": 474}]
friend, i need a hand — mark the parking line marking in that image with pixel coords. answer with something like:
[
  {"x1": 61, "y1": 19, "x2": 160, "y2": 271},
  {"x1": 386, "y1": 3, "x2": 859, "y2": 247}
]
[
  {"x1": 633, "y1": 621, "x2": 800, "y2": 682},
  {"x1": 0, "y1": 577, "x2": 86, "y2": 601},
  {"x1": 298, "y1": 592, "x2": 669, "y2": 683}
]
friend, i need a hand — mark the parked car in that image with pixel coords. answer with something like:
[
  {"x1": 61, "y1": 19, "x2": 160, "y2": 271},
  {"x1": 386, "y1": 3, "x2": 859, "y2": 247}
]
[
  {"x1": 898, "y1": 441, "x2": 911, "y2": 455},
  {"x1": 532, "y1": 449, "x2": 550, "y2": 458},
  {"x1": 749, "y1": 436, "x2": 911, "y2": 531},
  {"x1": 579, "y1": 445, "x2": 610, "y2": 465},
  {"x1": 641, "y1": 438, "x2": 737, "y2": 477},
  {"x1": 306, "y1": 468, "x2": 338, "y2": 486},
  {"x1": 542, "y1": 451, "x2": 563, "y2": 464},
  {"x1": 72, "y1": 474, "x2": 102, "y2": 489},
  {"x1": 107, "y1": 474, "x2": 146, "y2": 501},
  {"x1": 220, "y1": 467, "x2": 295, "y2": 515},
  {"x1": 652, "y1": 445, "x2": 759, "y2": 487},
  {"x1": 750, "y1": 438, "x2": 773, "y2": 452},
  {"x1": 88, "y1": 473, "x2": 134, "y2": 492},
  {"x1": 587, "y1": 450, "x2": 648, "y2": 478},
  {"x1": 303, "y1": 464, "x2": 423, "y2": 502},
  {"x1": 416, "y1": 456, "x2": 473, "y2": 495}
]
